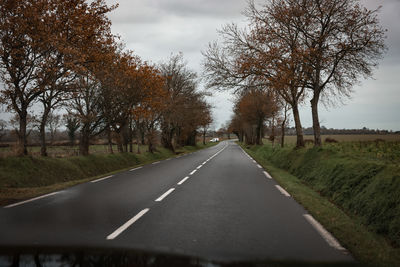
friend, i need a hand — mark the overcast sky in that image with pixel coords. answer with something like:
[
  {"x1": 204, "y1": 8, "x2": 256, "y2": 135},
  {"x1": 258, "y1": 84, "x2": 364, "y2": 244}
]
[
  {"x1": 104, "y1": 0, "x2": 400, "y2": 131},
  {"x1": 1, "y1": 0, "x2": 398, "y2": 131}
]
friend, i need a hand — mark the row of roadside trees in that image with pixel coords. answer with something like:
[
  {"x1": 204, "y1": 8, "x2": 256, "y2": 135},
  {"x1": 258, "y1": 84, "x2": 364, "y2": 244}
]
[
  {"x1": 0, "y1": 0, "x2": 212, "y2": 156},
  {"x1": 203, "y1": 0, "x2": 386, "y2": 147}
]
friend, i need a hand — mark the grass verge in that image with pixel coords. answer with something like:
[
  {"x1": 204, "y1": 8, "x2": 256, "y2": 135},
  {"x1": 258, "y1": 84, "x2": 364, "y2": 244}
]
[
  {"x1": 241, "y1": 143, "x2": 400, "y2": 267},
  {"x1": 0, "y1": 142, "x2": 217, "y2": 206}
]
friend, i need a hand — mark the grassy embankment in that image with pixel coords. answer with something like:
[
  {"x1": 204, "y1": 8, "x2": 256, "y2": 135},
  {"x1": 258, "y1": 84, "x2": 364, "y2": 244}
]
[
  {"x1": 0, "y1": 143, "x2": 216, "y2": 206},
  {"x1": 242, "y1": 140, "x2": 400, "y2": 267}
]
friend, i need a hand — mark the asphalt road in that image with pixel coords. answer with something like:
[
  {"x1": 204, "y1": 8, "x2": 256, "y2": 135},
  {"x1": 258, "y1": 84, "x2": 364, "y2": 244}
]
[{"x1": 0, "y1": 140, "x2": 353, "y2": 263}]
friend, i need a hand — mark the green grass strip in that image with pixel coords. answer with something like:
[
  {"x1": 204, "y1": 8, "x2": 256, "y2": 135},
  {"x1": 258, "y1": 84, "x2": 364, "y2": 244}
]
[
  {"x1": 0, "y1": 142, "x2": 217, "y2": 206},
  {"x1": 241, "y1": 144, "x2": 400, "y2": 267}
]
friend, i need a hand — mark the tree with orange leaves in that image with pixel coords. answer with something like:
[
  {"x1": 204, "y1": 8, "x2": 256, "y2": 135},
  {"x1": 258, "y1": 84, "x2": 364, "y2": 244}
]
[
  {"x1": 0, "y1": 0, "x2": 116, "y2": 156},
  {"x1": 132, "y1": 64, "x2": 167, "y2": 153},
  {"x1": 236, "y1": 88, "x2": 277, "y2": 145}
]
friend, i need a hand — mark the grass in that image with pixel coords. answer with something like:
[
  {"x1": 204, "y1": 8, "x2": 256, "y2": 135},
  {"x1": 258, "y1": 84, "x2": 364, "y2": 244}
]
[
  {"x1": 0, "y1": 142, "x2": 217, "y2": 206},
  {"x1": 241, "y1": 141, "x2": 400, "y2": 267}
]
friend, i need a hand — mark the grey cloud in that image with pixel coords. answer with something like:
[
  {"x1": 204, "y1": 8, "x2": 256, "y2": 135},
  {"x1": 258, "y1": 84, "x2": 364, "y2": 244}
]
[{"x1": 148, "y1": 0, "x2": 247, "y2": 18}]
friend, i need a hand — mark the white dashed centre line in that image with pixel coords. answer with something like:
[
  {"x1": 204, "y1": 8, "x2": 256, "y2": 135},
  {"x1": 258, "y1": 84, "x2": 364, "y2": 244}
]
[
  {"x1": 155, "y1": 188, "x2": 175, "y2": 202},
  {"x1": 189, "y1": 169, "x2": 197, "y2": 175},
  {"x1": 177, "y1": 176, "x2": 190, "y2": 185},
  {"x1": 106, "y1": 208, "x2": 149, "y2": 240}
]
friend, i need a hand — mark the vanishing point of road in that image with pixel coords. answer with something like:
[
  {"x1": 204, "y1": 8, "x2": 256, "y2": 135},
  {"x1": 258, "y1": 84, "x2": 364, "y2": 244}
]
[{"x1": 0, "y1": 140, "x2": 353, "y2": 263}]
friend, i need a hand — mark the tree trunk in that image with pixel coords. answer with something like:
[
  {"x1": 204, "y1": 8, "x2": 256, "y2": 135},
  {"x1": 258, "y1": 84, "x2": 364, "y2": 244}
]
[
  {"x1": 147, "y1": 130, "x2": 155, "y2": 153},
  {"x1": 39, "y1": 109, "x2": 50, "y2": 157},
  {"x1": 161, "y1": 125, "x2": 175, "y2": 152},
  {"x1": 270, "y1": 115, "x2": 275, "y2": 147},
  {"x1": 122, "y1": 125, "x2": 129, "y2": 153},
  {"x1": 140, "y1": 123, "x2": 145, "y2": 145},
  {"x1": 17, "y1": 110, "x2": 28, "y2": 156},
  {"x1": 256, "y1": 120, "x2": 263, "y2": 145},
  {"x1": 116, "y1": 132, "x2": 123, "y2": 153},
  {"x1": 292, "y1": 104, "x2": 305, "y2": 148},
  {"x1": 202, "y1": 129, "x2": 206, "y2": 145},
  {"x1": 79, "y1": 125, "x2": 90, "y2": 156},
  {"x1": 311, "y1": 93, "x2": 322, "y2": 146},
  {"x1": 39, "y1": 120, "x2": 47, "y2": 157},
  {"x1": 107, "y1": 126, "x2": 113, "y2": 154},
  {"x1": 136, "y1": 121, "x2": 141, "y2": 154},
  {"x1": 281, "y1": 111, "x2": 287, "y2": 148},
  {"x1": 129, "y1": 119, "x2": 133, "y2": 153},
  {"x1": 239, "y1": 130, "x2": 244, "y2": 142}
]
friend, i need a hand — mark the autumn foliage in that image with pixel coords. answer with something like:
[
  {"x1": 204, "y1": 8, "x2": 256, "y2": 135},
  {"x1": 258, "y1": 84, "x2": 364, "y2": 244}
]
[{"x1": 0, "y1": 0, "x2": 212, "y2": 156}]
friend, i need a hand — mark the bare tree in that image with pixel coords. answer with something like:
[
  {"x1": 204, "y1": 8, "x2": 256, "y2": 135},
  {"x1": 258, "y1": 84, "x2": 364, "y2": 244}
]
[
  {"x1": 202, "y1": 3, "x2": 308, "y2": 147},
  {"x1": 283, "y1": 0, "x2": 387, "y2": 146}
]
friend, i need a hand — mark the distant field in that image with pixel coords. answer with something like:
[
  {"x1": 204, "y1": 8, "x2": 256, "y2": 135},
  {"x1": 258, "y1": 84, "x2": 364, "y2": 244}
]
[
  {"x1": 263, "y1": 134, "x2": 400, "y2": 165},
  {"x1": 0, "y1": 144, "x2": 155, "y2": 158},
  {"x1": 282, "y1": 134, "x2": 400, "y2": 144}
]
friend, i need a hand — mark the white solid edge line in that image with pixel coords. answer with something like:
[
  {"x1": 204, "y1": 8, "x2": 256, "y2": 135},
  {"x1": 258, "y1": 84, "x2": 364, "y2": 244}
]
[
  {"x1": 130, "y1": 166, "x2": 143, "y2": 171},
  {"x1": 303, "y1": 214, "x2": 347, "y2": 252},
  {"x1": 275, "y1": 185, "x2": 291, "y2": 197},
  {"x1": 263, "y1": 171, "x2": 272, "y2": 179},
  {"x1": 4, "y1": 192, "x2": 59, "y2": 208},
  {"x1": 155, "y1": 188, "x2": 175, "y2": 202},
  {"x1": 189, "y1": 169, "x2": 197, "y2": 175},
  {"x1": 91, "y1": 175, "x2": 113, "y2": 183},
  {"x1": 107, "y1": 208, "x2": 149, "y2": 240},
  {"x1": 177, "y1": 176, "x2": 190, "y2": 185}
]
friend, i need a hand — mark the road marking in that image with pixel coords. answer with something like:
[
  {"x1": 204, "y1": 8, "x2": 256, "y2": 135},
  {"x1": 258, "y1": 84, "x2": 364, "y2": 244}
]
[
  {"x1": 155, "y1": 188, "x2": 175, "y2": 202},
  {"x1": 252, "y1": 160, "x2": 257, "y2": 163},
  {"x1": 4, "y1": 192, "x2": 60, "y2": 208},
  {"x1": 152, "y1": 161, "x2": 160, "y2": 165},
  {"x1": 177, "y1": 176, "x2": 190, "y2": 185},
  {"x1": 107, "y1": 209, "x2": 149, "y2": 240},
  {"x1": 263, "y1": 171, "x2": 272, "y2": 179},
  {"x1": 91, "y1": 175, "x2": 113, "y2": 183},
  {"x1": 303, "y1": 214, "x2": 347, "y2": 252},
  {"x1": 196, "y1": 165, "x2": 202, "y2": 169},
  {"x1": 130, "y1": 166, "x2": 143, "y2": 171},
  {"x1": 189, "y1": 169, "x2": 197, "y2": 175},
  {"x1": 257, "y1": 164, "x2": 262, "y2": 169},
  {"x1": 166, "y1": 158, "x2": 171, "y2": 161},
  {"x1": 275, "y1": 185, "x2": 291, "y2": 197},
  {"x1": 202, "y1": 161, "x2": 207, "y2": 164}
]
